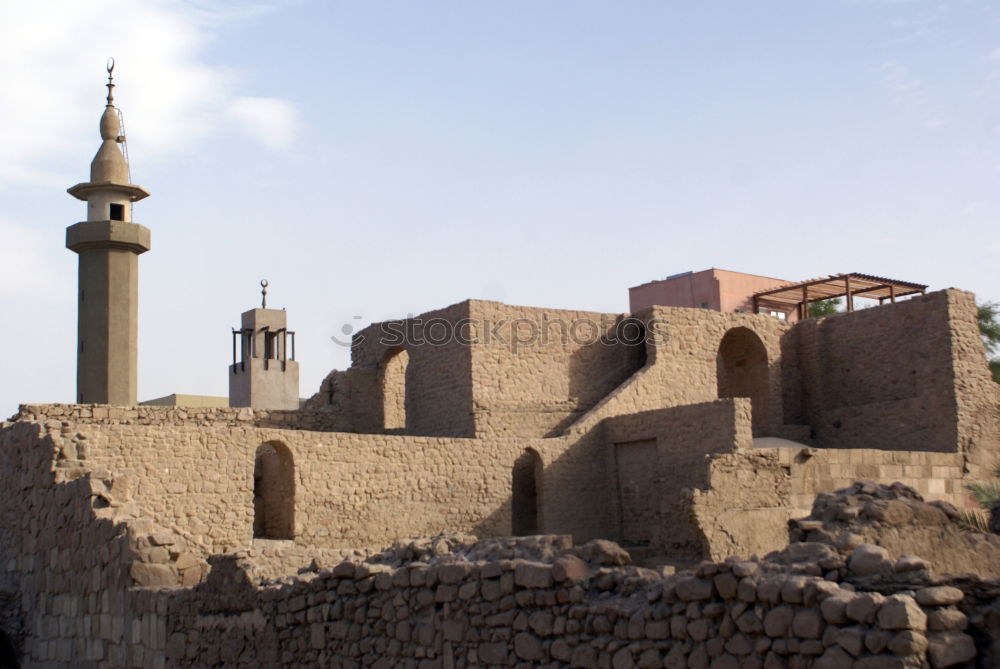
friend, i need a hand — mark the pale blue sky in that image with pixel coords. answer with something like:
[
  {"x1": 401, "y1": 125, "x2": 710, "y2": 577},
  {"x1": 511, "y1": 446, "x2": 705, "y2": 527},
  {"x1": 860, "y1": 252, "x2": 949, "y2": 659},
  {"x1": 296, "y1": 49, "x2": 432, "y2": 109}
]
[{"x1": 1, "y1": 0, "x2": 999, "y2": 415}]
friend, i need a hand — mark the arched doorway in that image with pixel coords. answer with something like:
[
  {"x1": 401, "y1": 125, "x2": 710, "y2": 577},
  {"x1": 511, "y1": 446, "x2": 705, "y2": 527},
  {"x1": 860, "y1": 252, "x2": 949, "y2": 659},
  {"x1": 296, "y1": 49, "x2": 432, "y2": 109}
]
[
  {"x1": 380, "y1": 348, "x2": 409, "y2": 430},
  {"x1": 717, "y1": 327, "x2": 769, "y2": 434},
  {"x1": 253, "y1": 441, "x2": 295, "y2": 540},
  {"x1": 512, "y1": 449, "x2": 542, "y2": 535}
]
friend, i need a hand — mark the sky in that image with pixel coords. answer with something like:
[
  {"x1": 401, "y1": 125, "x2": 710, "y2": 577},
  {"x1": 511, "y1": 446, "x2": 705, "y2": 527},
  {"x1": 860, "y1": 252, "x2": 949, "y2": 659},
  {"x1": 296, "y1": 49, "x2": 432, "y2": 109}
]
[{"x1": 1, "y1": 0, "x2": 999, "y2": 416}]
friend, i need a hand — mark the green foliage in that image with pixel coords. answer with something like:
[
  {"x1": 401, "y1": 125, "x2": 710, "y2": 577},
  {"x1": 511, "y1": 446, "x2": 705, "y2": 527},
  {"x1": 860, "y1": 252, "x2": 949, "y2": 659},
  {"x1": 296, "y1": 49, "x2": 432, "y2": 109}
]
[
  {"x1": 965, "y1": 481, "x2": 1000, "y2": 509},
  {"x1": 978, "y1": 301, "x2": 1000, "y2": 356},
  {"x1": 808, "y1": 298, "x2": 841, "y2": 318},
  {"x1": 958, "y1": 464, "x2": 1000, "y2": 533},
  {"x1": 956, "y1": 509, "x2": 992, "y2": 533},
  {"x1": 978, "y1": 301, "x2": 1000, "y2": 384}
]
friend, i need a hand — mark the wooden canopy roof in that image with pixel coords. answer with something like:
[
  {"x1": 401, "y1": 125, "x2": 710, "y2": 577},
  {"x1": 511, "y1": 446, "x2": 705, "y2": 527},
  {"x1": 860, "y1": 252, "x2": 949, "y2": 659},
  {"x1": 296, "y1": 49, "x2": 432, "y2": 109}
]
[{"x1": 753, "y1": 273, "x2": 927, "y2": 317}]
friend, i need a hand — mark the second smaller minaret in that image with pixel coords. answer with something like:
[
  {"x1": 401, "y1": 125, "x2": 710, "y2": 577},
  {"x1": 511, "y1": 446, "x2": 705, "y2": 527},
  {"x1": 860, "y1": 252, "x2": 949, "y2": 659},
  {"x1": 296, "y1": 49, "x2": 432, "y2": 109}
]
[{"x1": 229, "y1": 281, "x2": 300, "y2": 410}]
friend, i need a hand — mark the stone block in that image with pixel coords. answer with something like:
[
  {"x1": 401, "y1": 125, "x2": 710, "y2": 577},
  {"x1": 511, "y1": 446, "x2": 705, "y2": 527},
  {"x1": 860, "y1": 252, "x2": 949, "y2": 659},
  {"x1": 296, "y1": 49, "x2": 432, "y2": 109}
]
[
  {"x1": 763, "y1": 605, "x2": 793, "y2": 638},
  {"x1": 926, "y1": 607, "x2": 967, "y2": 632},
  {"x1": 552, "y1": 555, "x2": 588, "y2": 582},
  {"x1": 876, "y1": 595, "x2": 927, "y2": 631},
  {"x1": 926, "y1": 631, "x2": 976, "y2": 668},
  {"x1": 676, "y1": 576, "x2": 713, "y2": 602},
  {"x1": 129, "y1": 563, "x2": 177, "y2": 587},
  {"x1": 847, "y1": 544, "x2": 891, "y2": 576},
  {"x1": 513, "y1": 632, "x2": 545, "y2": 661},
  {"x1": 515, "y1": 561, "x2": 553, "y2": 589},
  {"x1": 915, "y1": 586, "x2": 963, "y2": 607}
]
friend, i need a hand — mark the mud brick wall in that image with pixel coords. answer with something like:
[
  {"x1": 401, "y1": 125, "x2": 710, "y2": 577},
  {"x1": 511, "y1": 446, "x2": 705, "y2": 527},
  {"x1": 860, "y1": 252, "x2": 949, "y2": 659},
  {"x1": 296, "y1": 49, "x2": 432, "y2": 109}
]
[
  {"x1": 349, "y1": 301, "x2": 476, "y2": 437},
  {"x1": 467, "y1": 301, "x2": 646, "y2": 438},
  {"x1": 565, "y1": 306, "x2": 789, "y2": 437},
  {"x1": 601, "y1": 399, "x2": 752, "y2": 558},
  {"x1": 10, "y1": 403, "x2": 341, "y2": 432},
  {"x1": 790, "y1": 290, "x2": 967, "y2": 453},
  {"x1": 3, "y1": 416, "x2": 619, "y2": 565}
]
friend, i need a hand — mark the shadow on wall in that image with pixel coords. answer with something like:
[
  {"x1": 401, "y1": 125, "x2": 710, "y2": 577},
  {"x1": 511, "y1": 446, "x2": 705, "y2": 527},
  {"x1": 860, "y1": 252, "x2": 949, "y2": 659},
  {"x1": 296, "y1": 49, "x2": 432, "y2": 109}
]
[
  {"x1": 467, "y1": 432, "x2": 619, "y2": 549},
  {"x1": 0, "y1": 630, "x2": 18, "y2": 669},
  {"x1": 550, "y1": 321, "x2": 648, "y2": 437},
  {"x1": 717, "y1": 327, "x2": 768, "y2": 436},
  {"x1": 253, "y1": 442, "x2": 295, "y2": 540}
]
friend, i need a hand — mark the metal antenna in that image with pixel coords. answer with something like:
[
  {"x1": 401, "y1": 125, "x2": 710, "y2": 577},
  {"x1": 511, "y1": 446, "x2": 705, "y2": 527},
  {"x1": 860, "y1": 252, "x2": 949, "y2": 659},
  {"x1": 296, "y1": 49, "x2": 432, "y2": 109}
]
[
  {"x1": 106, "y1": 57, "x2": 115, "y2": 106},
  {"x1": 261, "y1": 280, "x2": 269, "y2": 309}
]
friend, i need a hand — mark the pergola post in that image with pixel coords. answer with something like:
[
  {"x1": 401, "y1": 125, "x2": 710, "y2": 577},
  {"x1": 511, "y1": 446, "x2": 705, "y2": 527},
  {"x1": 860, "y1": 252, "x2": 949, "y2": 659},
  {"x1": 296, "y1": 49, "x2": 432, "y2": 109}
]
[
  {"x1": 890, "y1": 284, "x2": 896, "y2": 303},
  {"x1": 845, "y1": 275, "x2": 853, "y2": 312}
]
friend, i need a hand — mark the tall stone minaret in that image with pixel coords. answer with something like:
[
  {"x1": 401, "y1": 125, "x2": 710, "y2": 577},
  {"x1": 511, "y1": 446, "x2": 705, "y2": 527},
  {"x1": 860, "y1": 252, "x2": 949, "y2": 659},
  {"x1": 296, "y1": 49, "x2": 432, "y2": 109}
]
[{"x1": 66, "y1": 61, "x2": 151, "y2": 405}]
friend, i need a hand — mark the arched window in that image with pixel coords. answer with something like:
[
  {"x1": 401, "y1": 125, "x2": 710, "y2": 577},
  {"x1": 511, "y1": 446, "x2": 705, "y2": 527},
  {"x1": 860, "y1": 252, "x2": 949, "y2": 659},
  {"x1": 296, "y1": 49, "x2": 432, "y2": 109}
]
[
  {"x1": 253, "y1": 441, "x2": 295, "y2": 540},
  {"x1": 512, "y1": 448, "x2": 543, "y2": 535},
  {"x1": 380, "y1": 348, "x2": 409, "y2": 430},
  {"x1": 717, "y1": 327, "x2": 769, "y2": 434}
]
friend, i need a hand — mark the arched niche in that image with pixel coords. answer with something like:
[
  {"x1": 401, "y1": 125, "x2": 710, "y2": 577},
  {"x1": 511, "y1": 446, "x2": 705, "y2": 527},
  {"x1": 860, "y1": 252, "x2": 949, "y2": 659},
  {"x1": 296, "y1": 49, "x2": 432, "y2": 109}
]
[
  {"x1": 253, "y1": 441, "x2": 295, "y2": 540},
  {"x1": 380, "y1": 347, "x2": 409, "y2": 430},
  {"x1": 717, "y1": 326, "x2": 769, "y2": 435},
  {"x1": 512, "y1": 448, "x2": 543, "y2": 535}
]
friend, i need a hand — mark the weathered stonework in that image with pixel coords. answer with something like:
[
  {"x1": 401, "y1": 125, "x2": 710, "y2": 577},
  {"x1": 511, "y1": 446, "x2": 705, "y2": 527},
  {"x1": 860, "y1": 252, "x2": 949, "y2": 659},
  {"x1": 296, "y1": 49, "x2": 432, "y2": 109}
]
[{"x1": 1, "y1": 287, "x2": 998, "y2": 666}]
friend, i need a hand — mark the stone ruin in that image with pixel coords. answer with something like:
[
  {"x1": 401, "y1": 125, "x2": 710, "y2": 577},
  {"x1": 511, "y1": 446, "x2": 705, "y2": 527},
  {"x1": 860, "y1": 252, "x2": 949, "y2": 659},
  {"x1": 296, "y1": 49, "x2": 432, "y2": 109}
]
[
  {"x1": 163, "y1": 484, "x2": 1000, "y2": 667},
  {"x1": 23, "y1": 483, "x2": 995, "y2": 667},
  {"x1": 0, "y1": 287, "x2": 999, "y2": 666}
]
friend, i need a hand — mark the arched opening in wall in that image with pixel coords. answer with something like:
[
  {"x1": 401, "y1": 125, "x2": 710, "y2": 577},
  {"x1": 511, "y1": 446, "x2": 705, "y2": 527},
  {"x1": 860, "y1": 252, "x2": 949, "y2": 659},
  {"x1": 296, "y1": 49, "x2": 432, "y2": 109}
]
[
  {"x1": 253, "y1": 441, "x2": 295, "y2": 540},
  {"x1": 0, "y1": 630, "x2": 18, "y2": 669},
  {"x1": 380, "y1": 347, "x2": 409, "y2": 431},
  {"x1": 717, "y1": 327, "x2": 769, "y2": 435},
  {"x1": 512, "y1": 448, "x2": 543, "y2": 535}
]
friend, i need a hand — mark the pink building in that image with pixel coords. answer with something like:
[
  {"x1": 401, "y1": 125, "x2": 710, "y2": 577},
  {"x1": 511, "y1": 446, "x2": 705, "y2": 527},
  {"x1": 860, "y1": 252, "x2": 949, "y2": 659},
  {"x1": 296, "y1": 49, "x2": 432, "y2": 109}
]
[{"x1": 629, "y1": 268, "x2": 798, "y2": 321}]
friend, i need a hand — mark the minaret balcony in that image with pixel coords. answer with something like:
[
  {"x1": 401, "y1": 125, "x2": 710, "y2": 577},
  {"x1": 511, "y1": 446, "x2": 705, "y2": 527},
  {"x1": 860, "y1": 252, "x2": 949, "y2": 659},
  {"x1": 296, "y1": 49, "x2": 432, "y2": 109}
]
[{"x1": 66, "y1": 220, "x2": 151, "y2": 255}]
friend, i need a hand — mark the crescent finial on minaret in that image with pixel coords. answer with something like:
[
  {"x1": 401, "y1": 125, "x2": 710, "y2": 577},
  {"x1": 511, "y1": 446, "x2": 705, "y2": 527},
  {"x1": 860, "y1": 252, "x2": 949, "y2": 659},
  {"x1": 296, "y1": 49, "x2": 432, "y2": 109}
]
[{"x1": 106, "y1": 57, "x2": 115, "y2": 106}]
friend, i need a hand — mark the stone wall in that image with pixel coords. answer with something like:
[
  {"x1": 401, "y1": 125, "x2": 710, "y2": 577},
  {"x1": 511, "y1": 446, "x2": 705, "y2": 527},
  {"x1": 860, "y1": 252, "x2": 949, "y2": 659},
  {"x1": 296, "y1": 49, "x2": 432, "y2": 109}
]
[
  {"x1": 0, "y1": 420, "x2": 210, "y2": 666},
  {"x1": 10, "y1": 403, "x2": 340, "y2": 432},
  {"x1": 145, "y1": 533, "x2": 985, "y2": 668},
  {"x1": 787, "y1": 480, "x2": 1000, "y2": 580},
  {"x1": 945, "y1": 289, "x2": 1000, "y2": 478},
  {"x1": 467, "y1": 301, "x2": 647, "y2": 438},
  {"x1": 692, "y1": 447, "x2": 974, "y2": 564},
  {"x1": 300, "y1": 290, "x2": 995, "y2": 466},
  {"x1": 1, "y1": 406, "x2": 998, "y2": 666},
  {"x1": 5, "y1": 403, "x2": 979, "y2": 579},
  {"x1": 348, "y1": 301, "x2": 476, "y2": 437},
  {"x1": 586, "y1": 399, "x2": 971, "y2": 563},
  {"x1": 784, "y1": 447, "x2": 968, "y2": 513},
  {"x1": 789, "y1": 290, "x2": 975, "y2": 455},
  {"x1": 0, "y1": 414, "x2": 621, "y2": 568},
  {"x1": 564, "y1": 306, "x2": 789, "y2": 438},
  {"x1": 601, "y1": 399, "x2": 752, "y2": 559}
]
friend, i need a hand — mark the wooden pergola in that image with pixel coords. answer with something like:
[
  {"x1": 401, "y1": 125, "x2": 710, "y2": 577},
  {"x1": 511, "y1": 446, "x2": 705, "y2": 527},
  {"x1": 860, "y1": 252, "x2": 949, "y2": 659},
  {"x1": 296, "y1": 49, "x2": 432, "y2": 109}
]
[{"x1": 752, "y1": 273, "x2": 928, "y2": 320}]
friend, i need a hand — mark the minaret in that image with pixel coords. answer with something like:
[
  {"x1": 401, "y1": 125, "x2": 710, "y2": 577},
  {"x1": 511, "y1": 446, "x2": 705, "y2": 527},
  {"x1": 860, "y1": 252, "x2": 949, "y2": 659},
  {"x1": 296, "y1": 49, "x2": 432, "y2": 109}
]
[
  {"x1": 66, "y1": 60, "x2": 151, "y2": 405},
  {"x1": 229, "y1": 281, "x2": 300, "y2": 410}
]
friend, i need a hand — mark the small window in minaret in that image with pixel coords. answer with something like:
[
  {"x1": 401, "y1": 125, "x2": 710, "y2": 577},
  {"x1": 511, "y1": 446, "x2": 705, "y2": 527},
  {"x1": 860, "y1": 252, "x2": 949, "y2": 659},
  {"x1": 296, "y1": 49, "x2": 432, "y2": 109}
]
[
  {"x1": 264, "y1": 333, "x2": 278, "y2": 359},
  {"x1": 109, "y1": 203, "x2": 124, "y2": 221}
]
